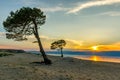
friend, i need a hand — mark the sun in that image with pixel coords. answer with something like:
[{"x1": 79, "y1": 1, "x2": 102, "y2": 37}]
[{"x1": 91, "y1": 46, "x2": 99, "y2": 51}]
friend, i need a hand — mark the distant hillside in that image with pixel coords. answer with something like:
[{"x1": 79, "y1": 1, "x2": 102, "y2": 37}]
[{"x1": 0, "y1": 49, "x2": 25, "y2": 53}]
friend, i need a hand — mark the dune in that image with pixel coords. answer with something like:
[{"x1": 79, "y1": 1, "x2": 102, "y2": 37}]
[{"x1": 0, "y1": 51, "x2": 120, "y2": 80}]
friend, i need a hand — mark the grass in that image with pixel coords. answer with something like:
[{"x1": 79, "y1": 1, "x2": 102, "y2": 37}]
[{"x1": 0, "y1": 52, "x2": 13, "y2": 57}]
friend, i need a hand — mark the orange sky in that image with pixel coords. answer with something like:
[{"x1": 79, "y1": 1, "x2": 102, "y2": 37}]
[{"x1": 0, "y1": 37, "x2": 120, "y2": 51}]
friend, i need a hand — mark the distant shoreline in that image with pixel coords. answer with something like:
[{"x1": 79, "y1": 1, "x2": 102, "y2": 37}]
[
  {"x1": 1, "y1": 49, "x2": 120, "y2": 63},
  {"x1": 0, "y1": 49, "x2": 25, "y2": 53}
]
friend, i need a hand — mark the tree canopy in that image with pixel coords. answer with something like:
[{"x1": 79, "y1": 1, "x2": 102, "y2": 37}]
[
  {"x1": 3, "y1": 7, "x2": 46, "y2": 41},
  {"x1": 51, "y1": 40, "x2": 66, "y2": 49}
]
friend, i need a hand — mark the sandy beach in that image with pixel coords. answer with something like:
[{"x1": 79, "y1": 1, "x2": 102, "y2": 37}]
[{"x1": 0, "y1": 52, "x2": 120, "y2": 80}]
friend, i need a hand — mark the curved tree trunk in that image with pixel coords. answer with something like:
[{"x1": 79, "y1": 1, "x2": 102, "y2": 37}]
[{"x1": 33, "y1": 20, "x2": 52, "y2": 64}]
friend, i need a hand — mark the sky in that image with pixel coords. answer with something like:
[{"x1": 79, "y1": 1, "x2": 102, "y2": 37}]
[{"x1": 0, "y1": 0, "x2": 120, "y2": 51}]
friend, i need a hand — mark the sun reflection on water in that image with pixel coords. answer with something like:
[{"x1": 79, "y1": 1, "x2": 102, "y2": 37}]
[
  {"x1": 74, "y1": 55, "x2": 120, "y2": 63},
  {"x1": 90, "y1": 56, "x2": 101, "y2": 61}
]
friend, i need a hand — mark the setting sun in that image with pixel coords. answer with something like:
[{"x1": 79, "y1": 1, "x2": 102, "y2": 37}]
[{"x1": 91, "y1": 46, "x2": 99, "y2": 51}]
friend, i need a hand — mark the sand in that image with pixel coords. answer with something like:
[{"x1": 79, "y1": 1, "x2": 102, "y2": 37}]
[{"x1": 0, "y1": 52, "x2": 120, "y2": 80}]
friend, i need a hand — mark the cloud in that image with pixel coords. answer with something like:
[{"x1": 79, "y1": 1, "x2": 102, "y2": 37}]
[
  {"x1": 20, "y1": 0, "x2": 69, "y2": 13},
  {"x1": 1, "y1": 32, "x2": 120, "y2": 51},
  {"x1": 27, "y1": 35, "x2": 84, "y2": 50},
  {"x1": 97, "y1": 42, "x2": 120, "y2": 51},
  {"x1": 99, "y1": 11, "x2": 120, "y2": 16},
  {"x1": 64, "y1": 39, "x2": 84, "y2": 50},
  {"x1": 41, "y1": 6, "x2": 70, "y2": 12},
  {"x1": 20, "y1": 0, "x2": 37, "y2": 6},
  {"x1": 28, "y1": 35, "x2": 49, "y2": 40},
  {"x1": 0, "y1": 32, "x2": 6, "y2": 38},
  {"x1": 67, "y1": 0, "x2": 120, "y2": 14},
  {"x1": 0, "y1": 45, "x2": 17, "y2": 49},
  {"x1": 65, "y1": 39, "x2": 83, "y2": 46}
]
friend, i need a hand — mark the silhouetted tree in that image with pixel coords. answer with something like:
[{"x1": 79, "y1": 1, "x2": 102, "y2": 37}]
[
  {"x1": 3, "y1": 7, "x2": 51, "y2": 64},
  {"x1": 51, "y1": 40, "x2": 66, "y2": 57}
]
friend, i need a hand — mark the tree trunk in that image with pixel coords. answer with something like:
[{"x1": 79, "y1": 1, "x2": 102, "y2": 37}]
[
  {"x1": 33, "y1": 20, "x2": 52, "y2": 64},
  {"x1": 61, "y1": 48, "x2": 63, "y2": 57}
]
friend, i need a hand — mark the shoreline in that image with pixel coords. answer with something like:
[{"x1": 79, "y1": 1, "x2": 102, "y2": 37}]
[
  {"x1": 74, "y1": 55, "x2": 120, "y2": 63},
  {"x1": 47, "y1": 53, "x2": 120, "y2": 63}
]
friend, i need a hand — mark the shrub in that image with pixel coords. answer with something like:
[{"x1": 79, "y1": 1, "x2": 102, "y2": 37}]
[{"x1": 0, "y1": 52, "x2": 13, "y2": 57}]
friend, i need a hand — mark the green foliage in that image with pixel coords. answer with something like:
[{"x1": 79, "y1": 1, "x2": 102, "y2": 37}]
[
  {"x1": 3, "y1": 7, "x2": 46, "y2": 41},
  {"x1": 51, "y1": 40, "x2": 66, "y2": 50},
  {"x1": 0, "y1": 52, "x2": 13, "y2": 57}
]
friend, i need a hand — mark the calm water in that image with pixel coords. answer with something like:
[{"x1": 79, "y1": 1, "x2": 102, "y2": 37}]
[
  {"x1": 46, "y1": 51, "x2": 120, "y2": 63},
  {"x1": 30, "y1": 51, "x2": 120, "y2": 63},
  {"x1": 74, "y1": 55, "x2": 120, "y2": 63}
]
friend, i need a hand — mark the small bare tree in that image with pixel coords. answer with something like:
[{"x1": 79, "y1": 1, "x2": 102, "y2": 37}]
[{"x1": 51, "y1": 40, "x2": 66, "y2": 57}]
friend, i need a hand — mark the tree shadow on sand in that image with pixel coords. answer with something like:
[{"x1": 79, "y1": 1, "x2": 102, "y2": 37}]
[{"x1": 30, "y1": 61, "x2": 52, "y2": 65}]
